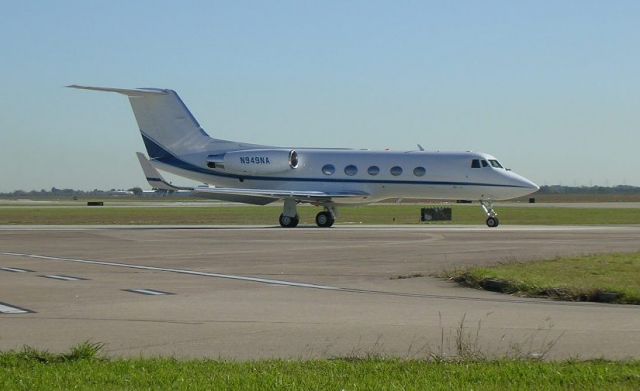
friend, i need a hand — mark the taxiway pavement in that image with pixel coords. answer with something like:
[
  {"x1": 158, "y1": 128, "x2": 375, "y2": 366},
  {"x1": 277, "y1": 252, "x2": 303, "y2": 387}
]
[{"x1": 1, "y1": 225, "x2": 639, "y2": 360}]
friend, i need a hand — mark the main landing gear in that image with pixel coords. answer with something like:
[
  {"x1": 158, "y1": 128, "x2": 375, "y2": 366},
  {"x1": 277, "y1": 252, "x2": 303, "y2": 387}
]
[
  {"x1": 480, "y1": 200, "x2": 500, "y2": 228},
  {"x1": 279, "y1": 198, "x2": 299, "y2": 228},
  {"x1": 315, "y1": 204, "x2": 336, "y2": 228},
  {"x1": 315, "y1": 210, "x2": 335, "y2": 228},
  {"x1": 278, "y1": 198, "x2": 336, "y2": 228},
  {"x1": 278, "y1": 213, "x2": 299, "y2": 228}
]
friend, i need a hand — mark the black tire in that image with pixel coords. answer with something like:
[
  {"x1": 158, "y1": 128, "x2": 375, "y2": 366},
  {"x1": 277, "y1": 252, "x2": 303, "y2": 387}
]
[
  {"x1": 279, "y1": 214, "x2": 299, "y2": 228},
  {"x1": 486, "y1": 217, "x2": 499, "y2": 228},
  {"x1": 315, "y1": 211, "x2": 335, "y2": 228}
]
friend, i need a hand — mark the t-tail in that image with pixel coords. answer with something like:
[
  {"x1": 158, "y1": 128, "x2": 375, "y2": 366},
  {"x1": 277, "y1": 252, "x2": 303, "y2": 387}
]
[{"x1": 68, "y1": 85, "x2": 213, "y2": 160}]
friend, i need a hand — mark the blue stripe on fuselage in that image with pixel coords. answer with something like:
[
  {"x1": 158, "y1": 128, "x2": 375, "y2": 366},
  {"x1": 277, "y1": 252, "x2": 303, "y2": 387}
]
[{"x1": 141, "y1": 132, "x2": 527, "y2": 188}]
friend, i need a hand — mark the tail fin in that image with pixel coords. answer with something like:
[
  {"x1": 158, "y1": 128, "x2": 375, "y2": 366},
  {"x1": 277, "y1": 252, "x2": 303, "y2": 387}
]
[
  {"x1": 136, "y1": 152, "x2": 193, "y2": 191},
  {"x1": 68, "y1": 85, "x2": 211, "y2": 158}
]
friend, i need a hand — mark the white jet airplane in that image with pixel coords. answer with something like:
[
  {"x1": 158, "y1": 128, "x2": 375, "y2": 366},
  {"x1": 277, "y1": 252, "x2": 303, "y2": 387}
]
[{"x1": 70, "y1": 85, "x2": 539, "y2": 228}]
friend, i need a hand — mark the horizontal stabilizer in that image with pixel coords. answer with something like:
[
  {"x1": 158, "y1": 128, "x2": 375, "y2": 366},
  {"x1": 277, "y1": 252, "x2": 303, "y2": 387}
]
[
  {"x1": 136, "y1": 152, "x2": 193, "y2": 191},
  {"x1": 67, "y1": 85, "x2": 169, "y2": 96}
]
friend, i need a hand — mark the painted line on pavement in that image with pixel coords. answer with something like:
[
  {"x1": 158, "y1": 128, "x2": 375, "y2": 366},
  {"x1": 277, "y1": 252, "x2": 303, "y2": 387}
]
[
  {"x1": 124, "y1": 289, "x2": 174, "y2": 296},
  {"x1": 40, "y1": 274, "x2": 87, "y2": 282},
  {"x1": 2, "y1": 252, "x2": 338, "y2": 291},
  {"x1": 1, "y1": 251, "x2": 618, "y2": 307},
  {"x1": 1, "y1": 267, "x2": 33, "y2": 273},
  {"x1": 0, "y1": 302, "x2": 33, "y2": 314}
]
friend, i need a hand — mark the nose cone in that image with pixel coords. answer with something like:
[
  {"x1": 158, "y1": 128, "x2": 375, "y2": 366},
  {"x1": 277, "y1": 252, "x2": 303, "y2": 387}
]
[
  {"x1": 519, "y1": 176, "x2": 540, "y2": 192},
  {"x1": 511, "y1": 173, "x2": 539, "y2": 195}
]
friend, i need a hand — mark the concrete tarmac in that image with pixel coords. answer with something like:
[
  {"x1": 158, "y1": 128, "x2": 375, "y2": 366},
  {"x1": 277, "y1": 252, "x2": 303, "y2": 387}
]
[{"x1": 0, "y1": 225, "x2": 639, "y2": 360}]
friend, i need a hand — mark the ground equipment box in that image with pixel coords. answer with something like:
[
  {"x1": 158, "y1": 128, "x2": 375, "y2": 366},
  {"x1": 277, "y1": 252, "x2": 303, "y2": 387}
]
[{"x1": 421, "y1": 207, "x2": 452, "y2": 222}]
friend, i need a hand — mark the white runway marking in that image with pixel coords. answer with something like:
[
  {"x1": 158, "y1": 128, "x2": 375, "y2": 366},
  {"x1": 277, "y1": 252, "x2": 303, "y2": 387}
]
[
  {"x1": 41, "y1": 274, "x2": 86, "y2": 281},
  {"x1": 0, "y1": 251, "x2": 613, "y2": 306},
  {"x1": 124, "y1": 289, "x2": 174, "y2": 296},
  {"x1": 0, "y1": 267, "x2": 33, "y2": 273},
  {"x1": 0, "y1": 302, "x2": 31, "y2": 314},
  {"x1": 2, "y1": 252, "x2": 338, "y2": 291}
]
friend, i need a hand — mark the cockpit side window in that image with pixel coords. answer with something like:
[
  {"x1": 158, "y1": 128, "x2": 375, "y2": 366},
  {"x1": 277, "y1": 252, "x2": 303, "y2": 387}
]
[
  {"x1": 481, "y1": 160, "x2": 489, "y2": 167},
  {"x1": 489, "y1": 159, "x2": 503, "y2": 168},
  {"x1": 471, "y1": 159, "x2": 480, "y2": 168}
]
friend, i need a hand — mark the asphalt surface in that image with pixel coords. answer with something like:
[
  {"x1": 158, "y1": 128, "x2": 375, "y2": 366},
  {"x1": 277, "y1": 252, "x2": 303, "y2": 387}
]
[{"x1": 0, "y1": 225, "x2": 639, "y2": 360}]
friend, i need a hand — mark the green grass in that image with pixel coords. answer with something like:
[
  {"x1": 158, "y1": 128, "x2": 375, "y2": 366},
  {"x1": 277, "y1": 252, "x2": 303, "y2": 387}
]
[
  {"x1": 1, "y1": 204, "x2": 640, "y2": 225},
  {"x1": 1, "y1": 345, "x2": 639, "y2": 390},
  {"x1": 446, "y1": 252, "x2": 640, "y2": 304}
]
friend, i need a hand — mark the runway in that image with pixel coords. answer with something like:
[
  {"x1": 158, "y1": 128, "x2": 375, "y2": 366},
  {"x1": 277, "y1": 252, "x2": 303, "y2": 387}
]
[{"x1": 0, "y1": 225, "x2": 639, "y2": 360}]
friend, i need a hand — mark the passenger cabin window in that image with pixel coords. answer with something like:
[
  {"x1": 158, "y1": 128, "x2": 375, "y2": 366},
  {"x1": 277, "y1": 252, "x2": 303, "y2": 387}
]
[
  {"x1": 471, "y1": 159, "x2": 480, "y2": 168},
  {"x1": 413, "y1": 166, "x2": 426, "y2": 177},
  {"x1": 390, "y1": 166, "x2": 403, "y2": 176},
  {"x1": 322, "y1": 164, "x2": 335, "y2": 175},
  {"x1": 489, "y1": 159, "x2": 503, "y2": 168},
  {"x1": 367, "y1": 166, "x2": 380, "y2": 176},
  {"x1": 481, "y1": 160, "x2": 489, "y2": 167},
  {"x1": 344, "y1": 165, "x2": 358, "y2": 176}
]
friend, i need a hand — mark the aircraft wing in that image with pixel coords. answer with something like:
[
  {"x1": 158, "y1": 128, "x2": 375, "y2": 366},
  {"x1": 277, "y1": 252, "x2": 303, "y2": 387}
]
[{"x1": 193, "y1": 187, "x2": 369, "y2": 205}]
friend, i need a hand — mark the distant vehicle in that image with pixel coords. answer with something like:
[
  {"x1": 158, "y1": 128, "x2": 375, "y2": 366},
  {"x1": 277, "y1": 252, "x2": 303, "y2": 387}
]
[{"x1": 70, "y1": 85, "x2": 539, "y2": 227}]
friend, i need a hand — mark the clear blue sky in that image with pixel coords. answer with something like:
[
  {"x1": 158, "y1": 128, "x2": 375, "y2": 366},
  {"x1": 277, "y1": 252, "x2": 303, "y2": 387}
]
[{"x1": 1, "y1": 1, "x2": 639, "y2": 191}]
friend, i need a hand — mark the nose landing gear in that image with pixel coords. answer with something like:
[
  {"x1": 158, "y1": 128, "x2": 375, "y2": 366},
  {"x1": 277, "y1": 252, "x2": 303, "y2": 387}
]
[
  {"x1": 480, "y1": 200, "x2": 499, "y2": 228},
  {"x1": 485, "y1": 216, "x2": 499, "y2": 228}
]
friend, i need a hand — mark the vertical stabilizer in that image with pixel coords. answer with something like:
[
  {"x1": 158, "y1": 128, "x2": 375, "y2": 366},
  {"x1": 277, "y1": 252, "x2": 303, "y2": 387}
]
[{"x1": 68, "y1": 85, "x2": 211, "y2": 158}]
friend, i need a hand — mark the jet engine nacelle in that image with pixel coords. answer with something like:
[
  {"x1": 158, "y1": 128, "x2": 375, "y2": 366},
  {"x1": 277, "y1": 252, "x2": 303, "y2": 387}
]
[{"x1": 208, "y1": 149, "x2": 299, "y2": 175}]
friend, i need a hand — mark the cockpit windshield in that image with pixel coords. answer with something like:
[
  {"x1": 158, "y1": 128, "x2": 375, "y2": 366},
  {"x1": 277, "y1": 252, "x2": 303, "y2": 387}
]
[
  {"x1": 489, "y1": 159, "x2": 503, "y2": 168},
  {"x1": 472, "y1": 158, "x2": 504, "y2": 169}
]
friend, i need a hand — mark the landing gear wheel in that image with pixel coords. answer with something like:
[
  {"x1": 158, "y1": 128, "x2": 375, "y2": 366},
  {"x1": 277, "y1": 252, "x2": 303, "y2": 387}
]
[
  {"x1": 315, "y1": 211, "x2": 335, "y2": 228},
  {"x1": 279, "y1": 214, "x2": 299, "y2": 228},
  {"x1": 486, "y1": 217, "x2": 499, "y2": 228}
]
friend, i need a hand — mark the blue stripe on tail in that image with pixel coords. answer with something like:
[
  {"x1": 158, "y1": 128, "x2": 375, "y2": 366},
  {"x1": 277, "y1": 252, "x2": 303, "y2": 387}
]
[{"x1": 141, "y1": 131, "x2": 173, "y2": 160}]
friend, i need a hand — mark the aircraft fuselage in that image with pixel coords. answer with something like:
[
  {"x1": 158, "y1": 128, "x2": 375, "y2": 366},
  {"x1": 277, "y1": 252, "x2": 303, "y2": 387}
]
[{"x1": 153, "y1": 147, "x2": 538, "y2": 205}]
